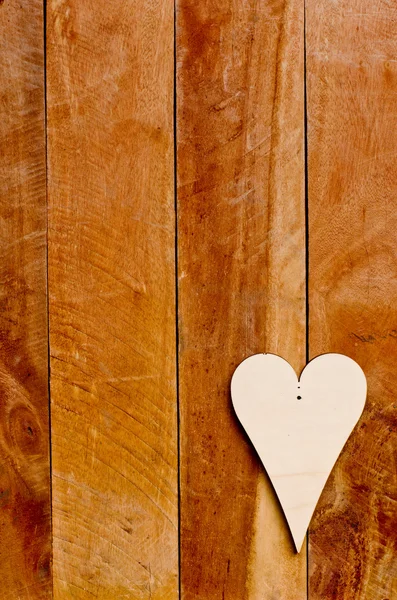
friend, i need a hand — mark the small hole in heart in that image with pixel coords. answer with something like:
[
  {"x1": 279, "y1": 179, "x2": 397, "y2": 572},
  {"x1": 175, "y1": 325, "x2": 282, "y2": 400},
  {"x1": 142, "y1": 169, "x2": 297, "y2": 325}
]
[{"x1": 297, "y1": 396, "x2": 302, "y2": 400}]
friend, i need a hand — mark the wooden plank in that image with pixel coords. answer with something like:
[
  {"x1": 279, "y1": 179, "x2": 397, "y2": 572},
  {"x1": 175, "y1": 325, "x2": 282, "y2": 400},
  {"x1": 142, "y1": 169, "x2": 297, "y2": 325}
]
[
  {"x1": 0, "y1": 0, "x2": 51, "y2": 598},
  {"x1": 177, "y1": 1, "x2": 307, "y2": 597},
  {"x1": 307, "y1": 2, "x2": 397, "y2": 598},
  {"x1": 47, "y1": 1, "x2": 177, "y2": 598}
]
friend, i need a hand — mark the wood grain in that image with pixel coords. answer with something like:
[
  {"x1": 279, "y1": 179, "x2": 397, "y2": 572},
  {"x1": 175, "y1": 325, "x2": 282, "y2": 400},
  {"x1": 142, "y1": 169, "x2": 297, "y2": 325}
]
[
  {"x1": 47, "y1": 1, "x2": 177, "y2": 598},
  {"x1": 177, "y1": 1, "x2": 307, "y2": 597},
  {"x1": 307, "y1": 1, "x2": 397, "y2": 598},
  {"x1": 0, "y1": 0, "x2": 51, "y2": 598}
]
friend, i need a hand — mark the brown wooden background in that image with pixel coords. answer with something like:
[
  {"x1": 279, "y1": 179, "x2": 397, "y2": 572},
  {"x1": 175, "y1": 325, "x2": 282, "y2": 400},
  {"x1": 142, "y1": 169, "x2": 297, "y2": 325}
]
[{"x1": 0, "y1": 0, "x2": 396, "y2": 598}]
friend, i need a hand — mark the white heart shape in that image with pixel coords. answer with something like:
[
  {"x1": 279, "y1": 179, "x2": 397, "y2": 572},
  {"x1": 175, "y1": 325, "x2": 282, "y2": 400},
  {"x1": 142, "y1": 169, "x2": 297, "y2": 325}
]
[{"x1": 231, "y1": 353, "x2": 367, "y2": 552}]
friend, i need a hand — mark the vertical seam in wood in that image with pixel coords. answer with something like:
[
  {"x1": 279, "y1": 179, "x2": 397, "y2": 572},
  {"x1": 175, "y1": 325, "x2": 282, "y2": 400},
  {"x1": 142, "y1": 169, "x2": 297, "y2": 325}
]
[
  {"x1": 303, "y1": 0, "x2": 309, "y2": 598},
  {"x1": 174, "y1": 1, "x2": 181, "y2": 597},
  {"x1": 43, "y1": 0, "x2": 54, "y2": 596}
]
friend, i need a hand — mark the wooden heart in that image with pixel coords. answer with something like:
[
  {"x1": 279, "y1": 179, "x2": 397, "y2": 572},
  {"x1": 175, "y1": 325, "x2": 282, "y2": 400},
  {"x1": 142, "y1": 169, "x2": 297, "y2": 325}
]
[{"x1": 231, "y1": 353, "x2": 367, "y2": 552}]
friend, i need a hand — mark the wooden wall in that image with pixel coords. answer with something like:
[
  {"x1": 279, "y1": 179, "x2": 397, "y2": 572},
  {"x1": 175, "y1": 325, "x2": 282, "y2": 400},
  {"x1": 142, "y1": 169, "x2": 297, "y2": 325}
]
[{"x1": 0, "y1": 0, "x2": 396, "y2": 598}]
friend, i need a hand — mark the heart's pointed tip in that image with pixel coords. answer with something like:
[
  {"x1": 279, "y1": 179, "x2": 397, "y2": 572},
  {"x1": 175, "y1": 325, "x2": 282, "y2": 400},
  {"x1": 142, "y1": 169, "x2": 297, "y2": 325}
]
[
  {"x1": 294, "y1": 538, "x2": 305, "y2": 554},
  {"x1": 290, "y1": 526, "x2": 308, "y2": 554}
]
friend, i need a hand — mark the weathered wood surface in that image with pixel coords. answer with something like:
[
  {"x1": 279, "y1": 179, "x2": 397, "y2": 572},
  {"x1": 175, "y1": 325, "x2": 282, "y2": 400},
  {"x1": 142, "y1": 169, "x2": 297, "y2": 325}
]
[
  {"x1": 47, "y1": 1, "x2": 177, "y2": 598},
  {"x1": 177, "y1": 1, "x2": 307, "y2": 597},
  {"x1": 307, "y1": 1, "x2": 397, "y2": 598},
  {"x1": 0, "y1": 1, "x2": 51, "y2": 598}
]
